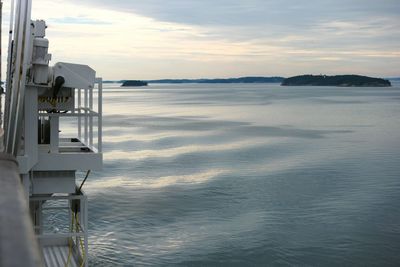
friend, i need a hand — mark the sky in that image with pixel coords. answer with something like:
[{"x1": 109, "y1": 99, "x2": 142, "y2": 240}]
[{"x1": 1, "y1": 0, "x2": 399, "y2": 79}]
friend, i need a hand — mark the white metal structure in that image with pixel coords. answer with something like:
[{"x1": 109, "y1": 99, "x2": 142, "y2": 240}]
[{"x1": 3, "y1": 1, "x2": 103, "y2": 266}]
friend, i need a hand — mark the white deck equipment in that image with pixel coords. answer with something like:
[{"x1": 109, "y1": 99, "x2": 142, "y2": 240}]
[{"x1": 3, "y1": 1, "x2": 103, "y2": 266}]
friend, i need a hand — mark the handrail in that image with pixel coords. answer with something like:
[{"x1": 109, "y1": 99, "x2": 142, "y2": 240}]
[{"x1": 0, "y1": 153, "x2": 43, "y2": 267}]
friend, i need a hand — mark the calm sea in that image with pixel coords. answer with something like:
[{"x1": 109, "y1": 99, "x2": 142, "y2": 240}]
[{"x1": 84, "y1": 83, "x2": 400, "y2": 266}]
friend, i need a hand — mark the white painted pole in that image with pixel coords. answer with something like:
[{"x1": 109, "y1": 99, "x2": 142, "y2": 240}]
[
  {"x1": 0, "y1": 1, "x2": 3, "y2": 142},
  {"x1": 50, "y1": 116, "x2": 59, "y2": 153},
  {"x1": 78, "y1": 88, "x2": 81, "y2": 139},
  {"x1": 3, "y1": 0, "x2": 15, "y2": 132},
  {"x1": 83, "y1": 193, "x2": 88, "y2": 267},
  {"x1": 5, "y1": 0, "x2": 22, "y2": 153},
  {"x1": 84, "y1": 88, "x2": 88, "y2": 144},
  {"x1": 97, "y1": 78, "x2": 102, "y2": 152},
  {"x1": 13, "y1": 0, "x2": 33, "y2": 155},
  {"x1": 89, "y1": 85, "x2": 93, "y2": 148}
]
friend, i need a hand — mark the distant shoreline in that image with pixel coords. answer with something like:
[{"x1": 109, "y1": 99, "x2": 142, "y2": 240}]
[
  {"x1": 104, "y1": 77, "x2": 284, "y2": 84},
  {"x1": 103, "y1": 75, "x2": 399, "y2": 85}
]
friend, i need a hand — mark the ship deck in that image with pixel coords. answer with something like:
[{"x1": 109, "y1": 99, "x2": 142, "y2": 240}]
[{"x1": 43, "y1": 245, "x2": 80, "y2": 267}]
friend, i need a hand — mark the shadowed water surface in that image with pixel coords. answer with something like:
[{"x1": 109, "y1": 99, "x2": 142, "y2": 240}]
[{"x1": 80, "y1": 83, "x2": 400, "y2": 266}]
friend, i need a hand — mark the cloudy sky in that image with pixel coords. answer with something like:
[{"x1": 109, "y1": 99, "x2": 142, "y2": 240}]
[{"x1": 1, "y1": 0, "x2": 399, "y2": 79}]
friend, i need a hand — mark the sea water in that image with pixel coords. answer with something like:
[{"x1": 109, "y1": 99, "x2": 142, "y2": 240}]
[{"x1": 83, "y1": 83, "x2": 400, "y2": 266}]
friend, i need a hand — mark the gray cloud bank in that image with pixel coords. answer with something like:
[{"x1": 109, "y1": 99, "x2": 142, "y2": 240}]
[
  {"x1": 68, "y1": 0, "x2": 400, "y2": 77},
  {"x1": 72, "y1": 0, "x2": 399, "y2": 27}
]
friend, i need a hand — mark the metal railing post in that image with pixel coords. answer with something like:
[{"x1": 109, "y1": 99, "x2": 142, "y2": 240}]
[
  {"x1": 78, "y1": 88, "x2": 81, "y2": 139},
  {"x1": 97, "y1": 78, "x2": 102, "y2": 152},
  {"x1": 84, "y1": 193, "x2": 88, "y2": 267},
  {"x1": 84, "y1": 88, "x2": 88, "y2": 144},
  {"x1": 89, "y1": 85, "x2": 93, "y2": 148},
  {"x1": 3, "y1": 0, "x2": 15, "y2": 134}
]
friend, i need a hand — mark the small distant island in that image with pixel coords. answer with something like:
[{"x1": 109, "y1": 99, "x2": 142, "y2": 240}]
[
  {"x1": 282, "y1": 75, "x2": 391, "y2": 87},
  {"x1": 121, "y1": 80, "x2": 148, "y2": 87}
]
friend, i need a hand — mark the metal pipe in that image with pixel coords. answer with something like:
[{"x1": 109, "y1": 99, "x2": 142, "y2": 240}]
[
  {"x1": 0, "y1": 0, "x2": 2, "y2": 91},
  {"x1": 89, "y1": 84, "x2": 93, "y2": 148},
  {"x1": 13, "y1": 0, "x2": 33, "y2": 155},
  {"x1": 5, "y1": 0, "x2": 22, "y2": 153},
  {"x1": 97, "y1": 78, "x2": 102, "y2": 152},
  {"x1": 0, "y1": 1, "x2": 3, "y2": 145},
  {"x1": 84, "y1": 87, "x2": 88, "y2": 144},
  {"x1": 84, "y1": 193, "x2": 88, "y2": 267},
  {"x1": 3, "y1": 0, "x2": 15, "y2": 132},
  {"x1": 78, "y1": 88, "x2": 81, "y2": 139}
]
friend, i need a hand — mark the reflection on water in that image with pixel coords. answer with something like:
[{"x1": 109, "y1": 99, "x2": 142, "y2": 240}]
[
  {"x1": 105, "y1": 138, "x2": 274, "y2": 161},
  {"x1": 88, "y1": 169, "x2": 228, "y2": 190},
  {"x1": 82, "y1": 83, "x2": 400, "y2": 266}
]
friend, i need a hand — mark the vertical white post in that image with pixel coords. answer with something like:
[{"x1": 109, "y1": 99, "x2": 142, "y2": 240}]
[
  {"x1": 97, "y1": 78, "x2": 102, "y2": 152},
  {"x1": 78, "y1": 88, "x2": 81, "y2": 140},
  {"x1": 50, "y1": 116, "x2": 59, "y2": 153},
  {"x1": 38, "y1": 201, "x2": 43, "y2": 235},
  {"x1": 0, "y1": 1, "x2": 3, "y2": 148},
  {"x1": 5, "y1": 0, "x2": 25, "y2": 153},
  {"x1": 68, "y1": 199, "x2": 72, "y2": 233},
  {"x1": 11, "y1": 0, "x2": 33, "y2": 155},
  {"x1": 0, "y1": 1, "x2": 2, "y2": 99},
  {"x1": 24, "y1": 86, "x2": 38, "y2": 167},
  {"x1": 89, "y1": 85, "x2": 93, "y2": 148},
  {"x1": 84, "y1": 88, "x2": 88, "y2": 144},
  {"x1": 84, "y1": 193, "x2": 88, "y2": 267},
  {"x1": 3, "y1": 0, "x2": 15, "y2": 133}
]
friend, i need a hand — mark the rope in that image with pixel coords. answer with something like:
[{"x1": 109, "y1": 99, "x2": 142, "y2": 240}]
[
  {"x1": 75, "y1": 212, "x2": 86, "y2": 267},
  {"x1": 78, "y1": 170, "x2": 91, "y2": 193},
  {"x1": 64, "y1": 214, "x2": 74, "y2": 267},
  {"x1": 64, "y1": 171, "x2": 91, "y2": 266},
  {"x1": 65, "y1": 212, "x2": 87, "y2": 267}
]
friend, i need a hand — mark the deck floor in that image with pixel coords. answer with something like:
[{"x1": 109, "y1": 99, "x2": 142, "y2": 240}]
[{"x1": 42, "y1": 245, "x2": 79, "y2": 267}]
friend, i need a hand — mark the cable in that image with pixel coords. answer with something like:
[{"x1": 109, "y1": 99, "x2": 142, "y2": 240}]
[
  {"x1": 78, "y1": 170, "x2": 91, "y2": 193},
  {"x1": 68, "y1": 171, "x2": 90, "y2": 266},
  {"x1": 75, "y1": 212, "x2": 86, "y2": 267},
  {"x1": 64, "y1": 214, "x2": 74, "y2": 267},
  {"x1": 65, "y1": 211, "x2": 86, "y2": 266}
]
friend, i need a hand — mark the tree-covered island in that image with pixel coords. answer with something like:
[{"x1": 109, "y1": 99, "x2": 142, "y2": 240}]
[
  {"x1": 121, "y1": 80, "x2": 148, "y2": 87},
  {"x1": 281, "y1": 75, "x2": 391, "y2": 87}
]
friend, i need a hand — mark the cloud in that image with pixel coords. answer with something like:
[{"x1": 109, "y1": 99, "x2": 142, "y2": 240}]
[
  {"x1": 68, "y1": 0, "x2": 400, "y2": 27},
  {"x1": 60, "y1": 0, "x2": 400, "y2": 59},
  {"x1": 1, "y1": 0, "x2": 399, "y2": 79},
  {"x1": 49, "y1": 17, "x2": 112, "y2": 25}
]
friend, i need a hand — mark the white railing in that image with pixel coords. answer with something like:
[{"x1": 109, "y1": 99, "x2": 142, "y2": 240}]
[
  {"x1": 31, "y1": 190, "x2": 88, "y2": 267},
  {"x1": 77, "y1": 77, "x2": 103, "y2": 153},
  {"x1": 37, "y1": 77, "x2": 103, "y2": 154}
]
